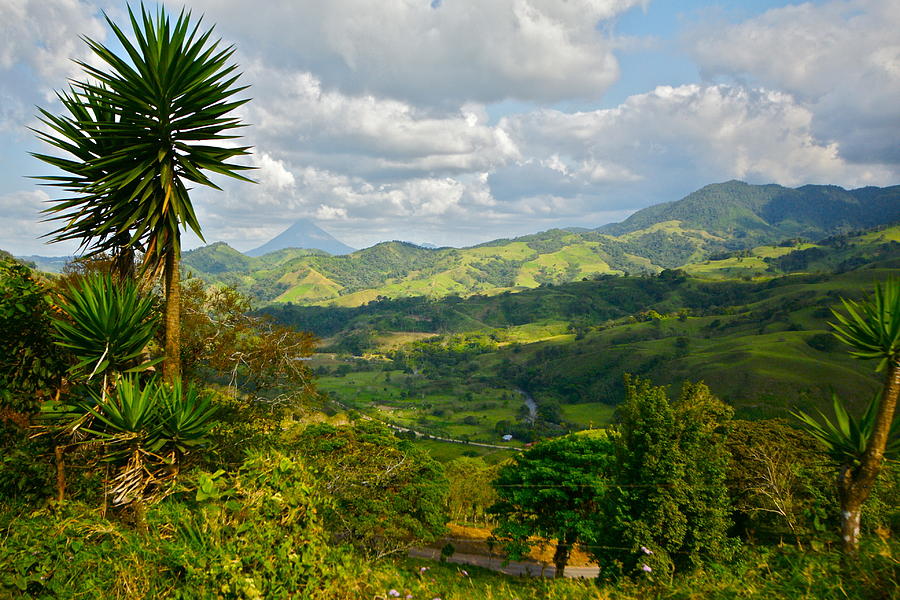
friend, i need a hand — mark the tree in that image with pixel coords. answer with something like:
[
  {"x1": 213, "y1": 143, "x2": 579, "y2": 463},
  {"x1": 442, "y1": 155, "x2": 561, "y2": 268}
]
[
  {"x1": 287, "y1": 421, "x2": 448, "y2": 558},
  {"x1": 490, "y1": 432, "x2": 613, "y2": 578},
  {"x1": 178, "y1": 278, "x2": 317, "y2": 399},
  {"x1": 445, "y1": 456, "x2": 498, "y2": 527},
  {"x1": 33, "y1": 5, "x2": 253, "y2": 381},
  {"x1": 592, "y1": 377, "x2": 734, "y2": 578},
  {"x1": 725, "y1": 419, "x2": 832, "y2": 546},
  {"x1": 794, "y1": 280, "x2": 899, "y2": 553}
]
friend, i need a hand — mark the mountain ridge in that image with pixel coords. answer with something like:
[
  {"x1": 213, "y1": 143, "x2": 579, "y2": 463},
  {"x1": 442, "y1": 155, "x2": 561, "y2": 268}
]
[{"x1": 179, "y1": 180, "x2": 900, "y2": 306}]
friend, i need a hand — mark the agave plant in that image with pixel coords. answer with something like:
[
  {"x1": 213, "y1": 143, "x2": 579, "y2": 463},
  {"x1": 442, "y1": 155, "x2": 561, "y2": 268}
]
[
  {"x1": 795, "y1": 279, "x2": 899, "y2": 552},
  {"x1": 78, "y1": 375, "x2": 219, "y2": 508},
  {"x1": 157, "y1": 377, "x2": 219, "y2": 456},
  {"x1": 33, "y1": 5, "x2": 254, "y2": 381},
  {"x1": 792, "y1": 393, "x2": 900, "y2": 465},
  {"x1": 830, "y1": 280, "x2": 900, "y2": 372},
  {"x1": 51, "y1": 273, "x2": 160, "y2": 380}
]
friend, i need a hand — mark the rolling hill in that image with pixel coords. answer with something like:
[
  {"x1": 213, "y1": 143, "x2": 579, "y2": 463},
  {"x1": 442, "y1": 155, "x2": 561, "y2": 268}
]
[{"x1": 182, "y1": 181, "x2": 900, "y2": 307}]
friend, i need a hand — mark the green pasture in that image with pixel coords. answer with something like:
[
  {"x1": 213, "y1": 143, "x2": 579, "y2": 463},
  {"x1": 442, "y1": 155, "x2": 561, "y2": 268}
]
[
  {"x1": 559, "y1": 402, "x2": 615, "y2": 427},
  {"x1": 316, "y1": 369, "x2": 525, "y2": 442}
]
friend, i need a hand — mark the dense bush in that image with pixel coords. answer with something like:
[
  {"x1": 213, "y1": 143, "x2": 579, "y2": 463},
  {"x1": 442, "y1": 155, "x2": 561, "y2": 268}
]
[
  {"x1": 284, "y1": 421, "x2": 449, "y2": 557},
  {"x1": 0, "y1": 261, "x2": 68, "y2": 415},
  {"x1": 0, "y1": 452, "x2": 351, "y2": 599}
]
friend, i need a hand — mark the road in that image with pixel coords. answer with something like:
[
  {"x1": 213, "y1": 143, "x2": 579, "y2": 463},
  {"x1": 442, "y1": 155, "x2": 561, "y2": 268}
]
[{"x1": 408, "y1": 547, "x2": 599, "y2": 579}]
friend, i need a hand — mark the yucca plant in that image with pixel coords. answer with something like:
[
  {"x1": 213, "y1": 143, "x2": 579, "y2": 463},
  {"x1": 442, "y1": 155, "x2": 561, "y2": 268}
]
[
  {"x1": 793, "y1": 394, "x2": 900, "y2": 465},
  {"x1": 79, "y1": 376, "x2": 218, "y2": 518},
  {"x1": 158, "y1": 377, "x2": 219, "y2": 457},
  {"x1": 33, "y1": 4, "x2": 254, "y2": 382},
  {"x1": 795, "y1": 279, "x2": 899, "y2": 552},
  {"x1": 51, "y1": 273, "x2": 160, "y2": 380}
]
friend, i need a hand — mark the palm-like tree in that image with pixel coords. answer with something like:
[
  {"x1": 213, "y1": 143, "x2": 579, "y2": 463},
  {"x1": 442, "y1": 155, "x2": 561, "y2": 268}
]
[
  {"x1": 33, "y1": 5, "x2": 253, "y2": 380},
  {"x1": 796, "y1": 280, "x2": 899, "y2": 552}
]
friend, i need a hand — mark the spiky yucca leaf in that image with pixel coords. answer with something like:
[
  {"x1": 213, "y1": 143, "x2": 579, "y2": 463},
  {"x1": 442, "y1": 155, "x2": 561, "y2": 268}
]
[
  {"x1": 792, "y1": 393, "x2": 899, "y2": 465},
  {"x1": 80, "y1": 376, "x2": 166, "y2": 455},
  {"x1": 33, "y1": 4, "x2": 253, "y2": 272},
  {"x1": 830, "y1": 279, "x2": 900, "y2": 372},
  {"x1": 50, "y1": 273, "x2": 160, "y2": 378},
  {"x1": 158, "y1": 378, "x2": 218, "y2": 453}
]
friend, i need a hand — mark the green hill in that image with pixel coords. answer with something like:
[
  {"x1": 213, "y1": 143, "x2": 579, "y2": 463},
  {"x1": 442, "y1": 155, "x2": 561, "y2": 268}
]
[
  {"x1": 182, "y1": 182, "x2": 900, "y2": 307},
  {"x1": 599, "y1": 180, "x2": 900, "y2": 244}
]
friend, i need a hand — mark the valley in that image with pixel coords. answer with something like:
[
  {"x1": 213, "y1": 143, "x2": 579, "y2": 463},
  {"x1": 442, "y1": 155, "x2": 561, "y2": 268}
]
[{"x1": 175, "y1": 182, "x2": 900, "y2": 456}]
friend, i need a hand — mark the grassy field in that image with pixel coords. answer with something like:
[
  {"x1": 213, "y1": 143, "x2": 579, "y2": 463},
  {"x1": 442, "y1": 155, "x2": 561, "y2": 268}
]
[
  {"x1": 316, "y1": 369, "x2": 526, "y2": 443},
  {"x1": 301, "y1": 254, "x2": 898, "y2": 462}
]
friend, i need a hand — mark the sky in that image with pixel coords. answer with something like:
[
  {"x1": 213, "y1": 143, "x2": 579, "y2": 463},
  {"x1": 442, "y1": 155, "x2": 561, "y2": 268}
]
[{"x1": 1, "y1": 0, "x2": 898, "y2": 255}]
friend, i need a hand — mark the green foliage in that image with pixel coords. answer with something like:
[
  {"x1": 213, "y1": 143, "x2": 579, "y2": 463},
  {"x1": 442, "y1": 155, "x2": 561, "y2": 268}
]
[
  {"x1": 285, "y1": 420, "x2": 449, "y2": 557},
  {"x1": 0, "y1": 452, "x2": 349, "y2": 599},
  {"x1": 445, "y1": 457, "x2": 499, "y2": 526},
  {"x1": 490, "y1": 432, "x2": 614, "y2": 574},
  {"x1": 155, "y1": 452, "x2": 344, "y2": 599},
  {"x1": 593, "y1": 377, "x2": 736, "y2": 577},
  {"x1": 51, "y1": 273, "x2": 160, "y2": 378},
  {"x1": 0, "y1": 422, "x2": 54, "y2": 504},
  {"x1": 0, "y1": 260, "x2": 68, "y2": 413},
  {"x1": 829, "y1": 279, "x2": 900, "y2": 371},
  {"x1": 793, "y1": 393, "x2": 900, "y2": 465}
]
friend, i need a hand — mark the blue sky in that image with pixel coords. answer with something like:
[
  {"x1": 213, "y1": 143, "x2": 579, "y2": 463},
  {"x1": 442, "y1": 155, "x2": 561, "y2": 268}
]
[{"x1": 1, "y1": 0, "x2": 896, "y2": 255}]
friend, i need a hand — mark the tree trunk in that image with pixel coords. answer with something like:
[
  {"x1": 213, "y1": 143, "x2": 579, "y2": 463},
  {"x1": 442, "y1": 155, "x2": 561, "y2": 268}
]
[
  {"x1": 838, "y1": 359, "x2": 898, "y2": 553},
  {"x1": 553, "y1": 537, "x2": 573, "y2": 578},
  {"x1": 163, "y1": 244, "x2": 181, "y2": 382},
  {"x1": 54, "y1": 445, "x2": 66, "y2": 502},
  {"x1": 838, "y1": 464, "x2": 864, "y2": 554}
]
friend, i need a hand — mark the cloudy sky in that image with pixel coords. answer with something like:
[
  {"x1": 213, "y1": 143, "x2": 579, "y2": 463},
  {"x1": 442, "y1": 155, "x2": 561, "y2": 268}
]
[{"x1": 1, "y1": 0, "x2": 898, "y2": 255}]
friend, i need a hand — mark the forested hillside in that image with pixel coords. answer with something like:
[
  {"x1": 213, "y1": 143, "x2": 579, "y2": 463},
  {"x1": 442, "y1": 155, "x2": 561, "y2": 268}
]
[{"x1": 182, "y1": 182, "x2": 900, "y2": 306}]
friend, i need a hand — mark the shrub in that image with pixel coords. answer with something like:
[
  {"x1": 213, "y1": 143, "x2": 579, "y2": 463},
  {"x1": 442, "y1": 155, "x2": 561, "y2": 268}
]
[
  {"x1": 0, "y1": 261, "x2": 68, "y2": 415},
  {"x1": 285, "y1": 421, "x2": 449, "y2": 557},
  {"x1": 0, "y1": 452, "x2": 349, "y2": 599}
]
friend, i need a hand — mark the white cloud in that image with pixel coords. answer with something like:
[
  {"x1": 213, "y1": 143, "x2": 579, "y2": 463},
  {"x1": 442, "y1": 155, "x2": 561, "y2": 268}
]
[
  {"x1": 2, "y1": 0, "x2": 897, "y2": 255},
  {"x1": 0, "y1": 0, "x2": 105, "y2": 84},
  {"x1": 257, "y1": 153, "x2": 295, "y2": 191},
  {"x1": 0, "y1": 189, "x2": 79, "y2": 255},
  {"x1": 314, "y1": 205, "x2": 348, "y2": 220},
  {"x1": 168, "y1": 0, "x2": 641, "y2": 105},
  {"x1": 240, "y1": 66, "x2": 520, "y2": 181},
  {"x1": 501, "y1": 84, "x2": 894, "y2": 202},
  {"x1": 686, "y1": 0, "x2": 900, "y2": 164}
]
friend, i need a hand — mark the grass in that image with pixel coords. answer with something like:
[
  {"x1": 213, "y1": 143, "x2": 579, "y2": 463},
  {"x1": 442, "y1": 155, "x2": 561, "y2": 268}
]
[
  {"x1": 365, "y1": 540, "x2": 899, "y2": 600},
  {"x1": 413, "y1": 438, "x2": 516, "y2": 464},
  {"x1": 316, "y1": 370, "x2": 526, "y2": 444},
  {"x1": 559, "y1": 402, "x2": 616, "y2": 427}
]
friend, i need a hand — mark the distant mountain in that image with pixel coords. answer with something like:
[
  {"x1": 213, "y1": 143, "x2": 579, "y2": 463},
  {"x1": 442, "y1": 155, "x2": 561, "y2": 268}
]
[
  {"x1": 247, "y1": 219, "x2": 355, "y2": 257},
  {"x1": 13, "y1": 255, "x2": 71, "y2": 273},
  {"x1": 599, "y1": 180, "x2": 900, "y2": 245},
  {"x1": 181, "y1": 181, "x2": 900, "y2": 307},
  {"x1": 182, "y1": 242, "x2": 259, "y2": 275}
]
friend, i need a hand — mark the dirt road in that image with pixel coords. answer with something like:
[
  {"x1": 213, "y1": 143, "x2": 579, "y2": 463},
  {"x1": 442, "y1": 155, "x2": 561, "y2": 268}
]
[{"x1": 408, "y1": 547, "x2": 599, "y2": 579}]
